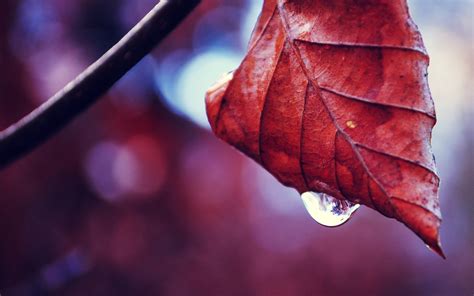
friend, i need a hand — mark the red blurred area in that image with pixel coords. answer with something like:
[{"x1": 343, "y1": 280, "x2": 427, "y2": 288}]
[{"x1": 0, "y1": 0, "x2": 473, "y2": 295}]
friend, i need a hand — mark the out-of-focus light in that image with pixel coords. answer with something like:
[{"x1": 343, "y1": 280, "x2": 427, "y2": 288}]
[
  {"x1": 9, "y1": 0, "x2": 85, "y2": 103},
  {"x1": 153, "y1": 49, "x2": 191, "y2": 111},
  {"x1": 153, "y1": 2, "x2": 263, "y2": 129},
  {"x1": 113, "y1": 135, "x2": 166, "y2": 197},
  {"x1": 175, "y1": 49, "x2": 241, "y2": 128},
  {"x1": 84, "y1": 141, "x2": 123, "y2": 202},
  {"x1": 241, "y1": 0, "x2": 263, "y2": 47},
  {"x1": 192, "y1": 6, "x2": 245, "y2": 51},
  {"x1": 155, "y1": 49, "x2": 242, "y2": 128},
  {"x1": 84, "y1": 136, "x2": 166, "y2": 203},
  {"x1": 111, "y1": 57, "x2": 154, "y2": 115},
  {"x1": 10, "y1": 0, "x2": 59, "y2": 50},
  {"x1": 30, "y1": 49, "x2": 86, "y2": 102}
]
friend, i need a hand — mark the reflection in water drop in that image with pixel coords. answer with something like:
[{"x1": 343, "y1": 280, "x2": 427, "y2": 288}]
[{"x1": 301, "y1": 192, "x2": 360, "y2": 227}]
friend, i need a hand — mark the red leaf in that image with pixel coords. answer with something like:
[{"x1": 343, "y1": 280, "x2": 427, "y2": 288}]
[{"x1": 205, "y1": 0, "x2": 443, "y2": 257}]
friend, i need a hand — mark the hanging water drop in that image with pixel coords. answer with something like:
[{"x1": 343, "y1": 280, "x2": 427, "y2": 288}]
[{"x1": 301, "y1": 191, "x2": 360, "y2": 227}]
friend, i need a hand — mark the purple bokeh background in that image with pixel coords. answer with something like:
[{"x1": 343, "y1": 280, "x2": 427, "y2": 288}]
[{"x1": 0, "y1": 0, "x2": 472, "y2": 295}]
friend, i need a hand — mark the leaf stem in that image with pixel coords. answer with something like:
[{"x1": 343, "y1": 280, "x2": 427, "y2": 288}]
[{"x1": 0, "y1": 0, "x2": 200, "y2": 169}]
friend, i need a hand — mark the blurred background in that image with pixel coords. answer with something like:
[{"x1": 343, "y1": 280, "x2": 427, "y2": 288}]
[{"x1": 0, "y1": 0, "x2": 472, "y2": 295}]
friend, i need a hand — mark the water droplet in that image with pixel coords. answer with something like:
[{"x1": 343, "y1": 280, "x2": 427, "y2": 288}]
[{"x1": 300, "y1": 191, "x2": 360, "y2": 227}]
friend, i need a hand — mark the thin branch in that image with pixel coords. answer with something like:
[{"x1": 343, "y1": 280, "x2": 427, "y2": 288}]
[{"x1": 0, "y1": 0, "x2": 200, "y2": 169}]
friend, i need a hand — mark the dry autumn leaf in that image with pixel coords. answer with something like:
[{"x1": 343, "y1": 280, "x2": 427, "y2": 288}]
[{"x1": 205, "y1": 0, "x2": 443, "y2": 257}]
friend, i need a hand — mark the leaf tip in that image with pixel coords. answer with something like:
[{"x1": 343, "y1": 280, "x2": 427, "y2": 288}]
[
  {"x1": 426, "y1": 234, "x2": 446, "y2": 259},
  {"x1": 390, "y1": 198, "x2": 444, "y2": 258}
]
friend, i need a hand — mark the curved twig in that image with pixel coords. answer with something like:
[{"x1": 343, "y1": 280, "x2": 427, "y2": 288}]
[{"x1": 0, "y1": 0, "x2": 200, "y2": 169}]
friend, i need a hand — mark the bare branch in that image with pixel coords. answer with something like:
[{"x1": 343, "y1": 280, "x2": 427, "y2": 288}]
[{"x1": 0, "y1": 0, "x2": 200, "y2": 169}]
